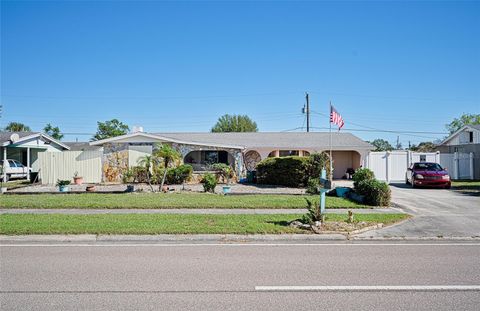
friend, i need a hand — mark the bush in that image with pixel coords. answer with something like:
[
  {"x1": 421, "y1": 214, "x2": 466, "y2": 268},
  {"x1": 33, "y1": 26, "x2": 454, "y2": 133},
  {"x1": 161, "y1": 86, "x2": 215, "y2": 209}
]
[
  {"x1": 256, "y1": 156, "x2": 310, "y2": 187},
  {"x1": 201, "y1": 173, "x2": 217, "y2": 193},
  {"x1": 307, "y1": 152, "x2": 331, "y2": 179},
  {"x1": 356, "y1": 179, "x2": 391, "y2": 206},
  {"x1": 166, "y1": 164, "x2": 193, "y2": 184},
  {"x1": 352, "y1": 168, "x2": 375, "y2": 188},
  {"x1": 301, "y1": 198, "x2": 325, "y2": 224},
  {"x1": 306, "y1": 178, "x2": 319, "y2": 195}
]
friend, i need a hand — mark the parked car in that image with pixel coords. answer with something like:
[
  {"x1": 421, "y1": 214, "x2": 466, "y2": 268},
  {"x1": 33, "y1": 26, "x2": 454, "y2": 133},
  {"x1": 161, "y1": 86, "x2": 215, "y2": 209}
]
[
  {"x1": 0, "y1": 159, "x2": 30, "y2": 182},
  {"x1": 406, "y1": 162, "x2": 451, "y2": 189}
]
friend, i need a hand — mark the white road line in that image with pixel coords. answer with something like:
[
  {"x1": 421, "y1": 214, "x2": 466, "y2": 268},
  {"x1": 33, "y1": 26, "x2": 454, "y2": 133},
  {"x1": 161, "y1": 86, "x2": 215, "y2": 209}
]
[
  {"x1": 255, "y1": 285, "x2": 480, "y2": 292},
  {"x1": 1, "y1": 243, "x2": 480, "y2": 247}
]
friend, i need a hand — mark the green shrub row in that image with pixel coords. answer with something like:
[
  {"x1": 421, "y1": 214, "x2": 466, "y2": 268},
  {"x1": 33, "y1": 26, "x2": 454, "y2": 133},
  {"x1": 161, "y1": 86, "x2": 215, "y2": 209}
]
[{"x1": 123, "y1": 164, "x2": 193, "y2": 185}]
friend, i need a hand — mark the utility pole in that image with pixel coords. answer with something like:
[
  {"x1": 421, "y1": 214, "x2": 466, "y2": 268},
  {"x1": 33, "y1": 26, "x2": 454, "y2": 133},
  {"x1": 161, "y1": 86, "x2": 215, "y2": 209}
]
[{"x1": 305, "y1": 92, "x2": 310, "y2": 132}]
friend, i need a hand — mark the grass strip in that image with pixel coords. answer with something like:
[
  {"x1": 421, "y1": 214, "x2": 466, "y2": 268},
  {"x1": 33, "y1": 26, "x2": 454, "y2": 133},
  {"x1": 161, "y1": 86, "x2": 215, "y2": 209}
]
[
  {"x1": 0, "y1": 213, "x2": 409, "y2": 235},
  {"x1": 0, "y1": 193, "x2": 371, "y2": 209}
]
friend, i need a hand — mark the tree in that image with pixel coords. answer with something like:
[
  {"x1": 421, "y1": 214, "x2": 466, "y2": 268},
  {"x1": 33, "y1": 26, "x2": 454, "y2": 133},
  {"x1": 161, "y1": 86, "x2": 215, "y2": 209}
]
[
  {"x1": 153, "y1": 144, "x2": 181, "y2": 191},
  {"x1": 5, "y1": 122, "x2": 31, "y2": 132},
  {"x1": 43, "y1": 123, "x2": 64, "y2": 140},
  {"x1": 369, "y1": 139, "x2": 394, "y2": 151},
  {"x1": 211, "y1": 114, "x2": 258, "y2": 132},
  {"x1": 446, "y1": 113, "x2": 480, "y2": 134},
  {"x1": 409, "y1": 141, "x2": 437, "y2": 152},
  {"x1": 92, "y1": 119, "x2": 129, "y2": 141}
]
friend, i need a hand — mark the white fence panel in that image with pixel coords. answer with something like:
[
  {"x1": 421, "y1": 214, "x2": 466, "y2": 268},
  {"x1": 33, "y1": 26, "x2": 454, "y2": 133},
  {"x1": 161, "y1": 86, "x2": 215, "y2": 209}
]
[
  {"x1": 458, "y1": 153, "x2": 471, "y2": 179},
  {"x1": 39, "y1": 151, "x2": 102, "y2": 184},
  {"x1": 367, "y1": 151, "x2": 440, "y2": 183},
  {"x1": 440, "y1": 153, "x2": 455, "y2": 174},
  {"x1": 367, "y1": 152, "x2": 388, "y2": 181}
]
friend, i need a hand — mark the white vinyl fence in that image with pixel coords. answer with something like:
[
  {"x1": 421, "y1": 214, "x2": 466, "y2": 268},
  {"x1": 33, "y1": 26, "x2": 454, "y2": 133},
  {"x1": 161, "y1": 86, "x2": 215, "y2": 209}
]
[
  {"x1": 439, "y1": 152, "x2": 474, "y2": 180},
  {"x1": 366, "y1": 151, "x2": 440, "y2": 183},
  {"x1": 38, "y1": 151, "x2": 103, "y2": 184}
]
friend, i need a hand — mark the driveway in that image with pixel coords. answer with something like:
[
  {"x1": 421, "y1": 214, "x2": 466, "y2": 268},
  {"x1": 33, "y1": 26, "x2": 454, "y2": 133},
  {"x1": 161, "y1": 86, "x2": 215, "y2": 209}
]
[{"x1": 356, "y1": 184, "x2": 480, "y2": 238}]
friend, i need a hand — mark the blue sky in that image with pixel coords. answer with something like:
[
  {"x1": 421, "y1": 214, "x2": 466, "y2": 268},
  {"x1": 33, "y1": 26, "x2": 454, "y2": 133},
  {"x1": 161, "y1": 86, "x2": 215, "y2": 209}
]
[{"x1": 1, "y1": 1, "x2": 479, "y2": 145}]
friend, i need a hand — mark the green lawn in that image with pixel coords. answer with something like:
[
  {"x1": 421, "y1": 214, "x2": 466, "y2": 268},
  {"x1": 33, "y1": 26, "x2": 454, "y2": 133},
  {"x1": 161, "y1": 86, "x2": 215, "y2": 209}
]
[
  {"x1": 451, "y1": 180, "x2": 480, "y2": 195},
  {"x1": 1, "y1": 180, "x2": 31, "y2": 190},
  {"x1": 0, "y1": 213, "x2": 409, "y2": 235},
  {"x1": 0, "y1": 193, "x2": 371, "y2": 209}
]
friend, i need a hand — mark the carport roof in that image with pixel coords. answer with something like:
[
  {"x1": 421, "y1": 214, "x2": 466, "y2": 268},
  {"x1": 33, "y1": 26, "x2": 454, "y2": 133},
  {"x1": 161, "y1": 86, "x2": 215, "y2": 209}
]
[{"x1": 0, "y1": 131, "x2": 70, "y2": 150}]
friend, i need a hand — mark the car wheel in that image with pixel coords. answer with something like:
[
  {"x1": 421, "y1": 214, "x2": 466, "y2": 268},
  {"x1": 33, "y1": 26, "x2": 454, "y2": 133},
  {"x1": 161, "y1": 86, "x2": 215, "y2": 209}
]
[{"x1": 445, "y1": 184, "x2": 451, "y2": 189}]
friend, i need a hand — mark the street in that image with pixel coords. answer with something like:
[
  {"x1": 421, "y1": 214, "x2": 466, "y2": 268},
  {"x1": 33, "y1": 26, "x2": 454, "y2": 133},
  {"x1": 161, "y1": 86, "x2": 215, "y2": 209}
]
[{"x1": 1, "y1": 241, "x2": 480, "y2": 310}]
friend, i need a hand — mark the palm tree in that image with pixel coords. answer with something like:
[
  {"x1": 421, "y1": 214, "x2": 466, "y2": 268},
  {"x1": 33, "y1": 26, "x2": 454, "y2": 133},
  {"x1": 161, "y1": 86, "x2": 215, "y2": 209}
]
[
  {"x1": 137, "y1": 154, "x2": 160, "y2": 192},
  {"x1": 5, "y1": 122, "x2": 31, "y2": 132},
  {"x1": 154, "y1": 144, "x2": 181, "y2": 191}
]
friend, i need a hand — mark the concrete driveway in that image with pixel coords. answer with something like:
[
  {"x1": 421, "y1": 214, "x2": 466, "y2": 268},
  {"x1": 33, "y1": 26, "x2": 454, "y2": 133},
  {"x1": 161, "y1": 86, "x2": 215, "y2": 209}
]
[{"x1": 356, "y1": 184, "x2": 480, "y2": 238}]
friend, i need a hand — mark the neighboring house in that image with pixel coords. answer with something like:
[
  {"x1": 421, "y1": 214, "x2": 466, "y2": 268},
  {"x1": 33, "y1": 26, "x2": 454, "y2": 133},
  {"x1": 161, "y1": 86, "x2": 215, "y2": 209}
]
[
  {"x1": 436, "y1": 125, "x2": 480, "y2": 179},
  {"x1": 89, "y1": 131, "x2": 373, "y2": 180},
  {"x1": 0, "y1": 131, "x2": 70, "y2": 181}
]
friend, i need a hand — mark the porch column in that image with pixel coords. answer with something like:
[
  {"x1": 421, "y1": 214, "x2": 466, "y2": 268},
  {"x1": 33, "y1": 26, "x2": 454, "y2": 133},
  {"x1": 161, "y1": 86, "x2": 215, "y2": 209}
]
[
  {"x1": 27, "y1": 147, "x2": 31, "y2": 181},
  {"x1": 2, "y1": 147, "x2": 6, "y2": 182},
  {"x1": 274, "y1": 150, "x2": 279, "y2": 157}
]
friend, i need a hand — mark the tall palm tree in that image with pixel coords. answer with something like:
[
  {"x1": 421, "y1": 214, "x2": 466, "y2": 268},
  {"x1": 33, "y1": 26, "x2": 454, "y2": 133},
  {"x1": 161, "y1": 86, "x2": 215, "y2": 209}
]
[
  {"x1": 154, "y1": 144, "x2": 181, "y2": 191},
  {"x1": 137, "y1": 154, "x2": 160, "y2": 192}
]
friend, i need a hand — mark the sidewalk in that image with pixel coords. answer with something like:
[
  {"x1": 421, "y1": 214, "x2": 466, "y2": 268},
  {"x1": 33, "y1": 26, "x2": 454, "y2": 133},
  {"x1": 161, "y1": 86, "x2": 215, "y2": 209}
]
[{"x1": 0, "y1": 208, "x2": 401, "y2": 215}]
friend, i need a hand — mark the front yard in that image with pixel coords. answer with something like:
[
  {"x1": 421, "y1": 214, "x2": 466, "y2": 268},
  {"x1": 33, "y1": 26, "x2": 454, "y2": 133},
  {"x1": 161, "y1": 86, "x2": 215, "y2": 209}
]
[
  {"x1": 0, "y1": 193, "x2": 371, "y2": 209},
  {"x1": 451, "y1": 180, "x2": 480, "y2": 195},
  {"x1": 0, "y1": 213, "x2": 409, "y2": 235}
]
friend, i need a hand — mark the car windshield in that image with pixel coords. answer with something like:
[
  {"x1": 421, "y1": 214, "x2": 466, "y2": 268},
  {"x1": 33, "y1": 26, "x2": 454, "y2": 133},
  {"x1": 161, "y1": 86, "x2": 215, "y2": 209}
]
[{"x1": 413, "y1": 163, "x2": 443, "y2": 171}]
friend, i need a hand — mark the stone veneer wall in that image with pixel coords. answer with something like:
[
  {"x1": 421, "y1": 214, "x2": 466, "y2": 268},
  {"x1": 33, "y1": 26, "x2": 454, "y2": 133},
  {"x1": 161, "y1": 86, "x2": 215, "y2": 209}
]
[{"x1": 101, "y1": 142, "x2": 246, "y2": 182}]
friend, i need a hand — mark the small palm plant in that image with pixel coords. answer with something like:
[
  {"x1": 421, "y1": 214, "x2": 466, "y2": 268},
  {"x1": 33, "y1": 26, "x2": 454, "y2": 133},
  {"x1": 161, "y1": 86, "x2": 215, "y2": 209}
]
[
  {"x1": 212, "y1": 163, "x2": 234, "y2": 185},
  {"x1": 154, "y1": 144, "x2": 181, "y2": 192},
  {"x1": 137, "y1": 154, "x2": 160, "y2": 192}
]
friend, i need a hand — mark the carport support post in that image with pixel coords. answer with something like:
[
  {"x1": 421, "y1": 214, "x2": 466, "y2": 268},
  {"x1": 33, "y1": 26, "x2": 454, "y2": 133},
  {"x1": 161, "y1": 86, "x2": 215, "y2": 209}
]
[
  {"x1": 2, "y1": 147, "x2": 6, "y2": 182},
  {"x1": 26, "y1": 147, "x2": 30, "y2": 182}
]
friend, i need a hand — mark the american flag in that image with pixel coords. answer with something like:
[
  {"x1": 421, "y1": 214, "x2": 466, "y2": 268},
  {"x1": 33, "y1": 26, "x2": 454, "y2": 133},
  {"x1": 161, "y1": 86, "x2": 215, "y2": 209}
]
[{"x1": 330, "y1": 105, "x2": 344, "y2": 130}]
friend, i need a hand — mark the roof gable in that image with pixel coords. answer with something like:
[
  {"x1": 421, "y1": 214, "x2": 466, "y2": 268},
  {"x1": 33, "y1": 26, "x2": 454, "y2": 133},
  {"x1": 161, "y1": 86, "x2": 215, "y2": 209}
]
[
  {"x1": 0, "y1": 132, "x2": 70, "y2": 150},
  {"x1": 439, "y1": 125, "x2": 480, "y2": 145}
]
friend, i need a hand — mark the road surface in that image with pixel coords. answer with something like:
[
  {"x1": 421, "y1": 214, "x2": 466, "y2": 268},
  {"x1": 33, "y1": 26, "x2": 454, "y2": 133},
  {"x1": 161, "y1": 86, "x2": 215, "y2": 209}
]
[{"x1": 1, "y1": 241, "x2": 480, "y2": 310}]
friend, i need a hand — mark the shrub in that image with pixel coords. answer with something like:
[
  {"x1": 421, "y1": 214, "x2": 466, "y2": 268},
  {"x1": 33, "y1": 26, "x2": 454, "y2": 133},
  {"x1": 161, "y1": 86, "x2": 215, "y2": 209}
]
[
  {"x1": 352, "y1": 168, "x2": 375, "y2": 188},
  {"x1": 307, "y1": 152, "x2": 331, "y2": 179},
  {"x1": 256, "y1": 156, "x2": 310, "y2": 187},
  {"x1": 356, "y1": 179, "x2": 391, "y2": 206},
  {"x1": 166, "y1": 164, "x2": 193, "y2": 184},
  {"x1": 306, "y1": 178, "x2": 319, "y2": 195},
  {"x1": 201, "y1": 173, "x2": 217, "y2": 193},
  {"x1": 131, "y1": 166, "x2": 149, "y2": 183},
  {"x1": 211, "y1": 163, "x2": 235, "y2": 184}
]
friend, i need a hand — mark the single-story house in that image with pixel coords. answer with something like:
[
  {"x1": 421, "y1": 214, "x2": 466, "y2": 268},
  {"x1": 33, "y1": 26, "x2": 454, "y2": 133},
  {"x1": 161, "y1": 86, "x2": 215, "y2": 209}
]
[
  {"x1": 436, "y1": 124, "x2": 480, "y2": 179},
  {"x1": 89, "y1": 131, "x2": 373, "y2": 180},
  {"x1": 1, "y1": 131, "x2": 70, "y2": 181}
]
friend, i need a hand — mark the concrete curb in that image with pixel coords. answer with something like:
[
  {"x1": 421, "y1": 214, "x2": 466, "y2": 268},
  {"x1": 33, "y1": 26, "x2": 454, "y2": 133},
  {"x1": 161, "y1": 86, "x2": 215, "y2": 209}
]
[{"x1": 1, "y1": 234, "x2": 479, "y2": 243}]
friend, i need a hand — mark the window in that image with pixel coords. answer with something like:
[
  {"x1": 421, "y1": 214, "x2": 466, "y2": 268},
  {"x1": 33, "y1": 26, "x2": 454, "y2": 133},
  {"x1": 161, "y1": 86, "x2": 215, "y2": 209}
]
[
  {"x1": 419, "y1": 155, "x2": 426, "y2": 162},
  {"x1": 14, "y1": 160, "x2": 24, "y2": 168},
  {"x1": 8, "y1": 160, "x2": 16, "y2": 167},
  {"x1": 470, "y1": 131, "x2": 474, "y2": 143},
  {"x1": 279, "y1": 150, "x2": 299, "y2": 157}
]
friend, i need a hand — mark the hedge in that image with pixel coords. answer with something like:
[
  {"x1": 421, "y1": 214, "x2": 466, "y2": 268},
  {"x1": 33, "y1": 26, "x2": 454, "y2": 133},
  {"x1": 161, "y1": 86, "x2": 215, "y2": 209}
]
[
  {"x1": 356, "y1": 179, "x2": 391, "y2": 206},
  {"x1": 256, "y1": 156, "x2": 310, "y2": 187}
]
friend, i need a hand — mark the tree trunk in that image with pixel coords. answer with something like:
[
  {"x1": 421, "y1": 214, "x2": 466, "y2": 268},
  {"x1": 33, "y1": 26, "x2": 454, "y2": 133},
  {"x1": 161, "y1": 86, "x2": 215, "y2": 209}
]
[{"x1": 160, "y1": 168, "x2": 167, "y2": 192}]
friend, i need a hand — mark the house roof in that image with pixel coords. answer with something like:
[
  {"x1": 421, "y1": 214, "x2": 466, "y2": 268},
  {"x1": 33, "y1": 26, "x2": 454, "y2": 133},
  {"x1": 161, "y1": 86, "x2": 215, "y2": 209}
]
[
  {"x1": 156, "y1": 132, "x2": 372, "y2": 150},
  {"x1": 0, "y1": 131, "x2": 70, "y2": 150},
  {"x1": 63, "y1": 142, "x2": 103, "y2": 151},
  {"x1": 439, "y1": 124, "x2": 480, "y2": 146}
]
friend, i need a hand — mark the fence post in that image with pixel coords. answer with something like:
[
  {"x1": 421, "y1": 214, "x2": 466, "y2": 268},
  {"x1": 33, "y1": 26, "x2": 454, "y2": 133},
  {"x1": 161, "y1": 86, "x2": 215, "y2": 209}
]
[
  {"x1": 386, "y1": 151, "x2": 390, "y2": 183},
  {"x1": 453, "y1": 152, "x2": 459, "y2": 180},
  {"x1": 470, "y1": 152, "x2": 474, "y2": 180},
  {"x1": 435, "y1": 151, "x2": 440, "y2": 164}
]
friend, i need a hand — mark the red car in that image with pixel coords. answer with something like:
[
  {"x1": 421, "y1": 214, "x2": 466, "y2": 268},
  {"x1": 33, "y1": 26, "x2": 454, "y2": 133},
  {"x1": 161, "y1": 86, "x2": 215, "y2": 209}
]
[{"x1": 406, "y1": 162, "x2": 451, "y2": 189}]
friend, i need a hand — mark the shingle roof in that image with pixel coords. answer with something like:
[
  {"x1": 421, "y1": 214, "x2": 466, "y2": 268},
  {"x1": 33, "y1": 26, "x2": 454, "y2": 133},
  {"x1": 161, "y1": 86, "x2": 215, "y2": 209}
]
[
  {"x1": 469, "y1": 124, "x2": 480, "y2": 130},
  {"x1": 63, "y1": 142, "x2": 103, "y2": 151},
  {"x1": 0, "y1": 131, "x2": 38, "y2": 145},
  {"x1": 155, "y1": 132, "x2": 373, "y2": 150}
]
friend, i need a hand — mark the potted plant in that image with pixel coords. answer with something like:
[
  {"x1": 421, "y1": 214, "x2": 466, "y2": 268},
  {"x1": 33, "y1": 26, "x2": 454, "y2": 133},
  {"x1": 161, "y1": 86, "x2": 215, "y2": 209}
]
[
  {"x1": 73, "y1": 171, "x2": 83, "y2": 185},
  {"x1": 56, "y1": 179, "x2": 71, "y2": 192},
  {"x1": 212, "y1": 163, "x2": 234, "y2": 194},
  {"x1": 0, "y1": 165, "x2": 6, "y2": 194}
]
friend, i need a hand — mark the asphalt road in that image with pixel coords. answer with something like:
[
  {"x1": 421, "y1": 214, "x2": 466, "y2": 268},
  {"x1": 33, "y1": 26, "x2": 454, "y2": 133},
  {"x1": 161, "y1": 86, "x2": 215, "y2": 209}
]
[
  {"x1": 1, "y1": 242, "x2": 480, "y2": 310},
  {"x1": 357, "y1": 184, "x2": 480, "y2": 238}
]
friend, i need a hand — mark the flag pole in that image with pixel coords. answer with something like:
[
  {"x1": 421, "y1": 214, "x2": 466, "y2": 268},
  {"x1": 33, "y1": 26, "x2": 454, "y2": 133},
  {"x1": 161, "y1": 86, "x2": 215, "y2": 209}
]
[{"x1": 329, "y1": 101, "x2": 333, "y2": 182}]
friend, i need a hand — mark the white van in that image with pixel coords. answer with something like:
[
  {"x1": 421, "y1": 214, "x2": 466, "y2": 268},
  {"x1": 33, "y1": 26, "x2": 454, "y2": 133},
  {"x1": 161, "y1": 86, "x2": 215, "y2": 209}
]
[{"x1": 0, "y1": 159, "x2": 30, "y2": 182}]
